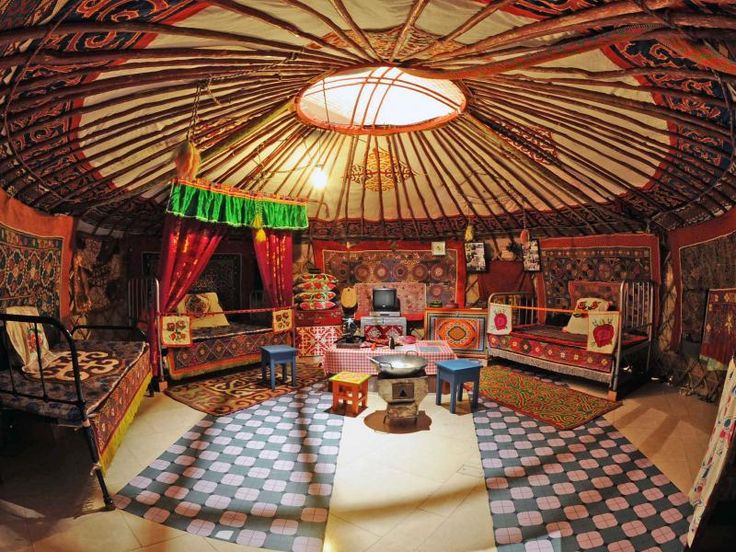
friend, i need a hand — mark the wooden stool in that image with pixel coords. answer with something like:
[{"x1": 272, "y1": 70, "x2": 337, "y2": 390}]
[
  {"x1": 329, "y1": 372, "x2": 370, "y2": 416},
  {"x1": 435, "y1": 359, "x2": 482, "y2": 414},
  {"x1": 260, "y1": 345, "x2": 298, "y2": 390}
]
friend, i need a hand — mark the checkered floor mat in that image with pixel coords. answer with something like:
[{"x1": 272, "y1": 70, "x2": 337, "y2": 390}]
[
  {"x1": 475, "y1": 398, "x2": 692, "y2": 551},
  {"x1": 114, "y1": 382, "x2": 342, "y2": 552}
]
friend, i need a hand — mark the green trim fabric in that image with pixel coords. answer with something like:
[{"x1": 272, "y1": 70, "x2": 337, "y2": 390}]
[{"x1": 166, "y1": 181, "x2": 309, "y2": 230}]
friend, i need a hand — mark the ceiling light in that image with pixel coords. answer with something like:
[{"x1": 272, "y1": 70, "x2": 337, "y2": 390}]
[{"x1": 311, "y1": 165, "x2": 328, "y2": 190}]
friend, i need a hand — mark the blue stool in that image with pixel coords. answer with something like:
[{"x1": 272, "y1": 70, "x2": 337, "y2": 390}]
[
  {"x1": 435, "y1": 359, "x2": 482, "y2": 414},
  {"x1": 260, "y1": 345, "x2": 298, "y2": 390}
]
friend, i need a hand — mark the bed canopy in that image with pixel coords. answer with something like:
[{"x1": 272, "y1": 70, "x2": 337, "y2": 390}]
[{"x1": 0, "y1": 1, "x2": 734, "y2": 239}]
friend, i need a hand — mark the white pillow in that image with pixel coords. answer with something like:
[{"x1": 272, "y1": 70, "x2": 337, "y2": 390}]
[{"x1": 563, "y1": 297, "x2": 609, "y2": 335}]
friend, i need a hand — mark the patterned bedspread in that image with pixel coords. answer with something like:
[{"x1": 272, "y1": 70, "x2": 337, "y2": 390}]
[
  {"x1": 0, "y1": 340, "x2": 148, "y2": 423},
  {"x1": 191, "y1": 322, "x2": 270, "y2": 341},
  {"x1": 488, "y1": 325, "x2": 647, "y2": 375}
]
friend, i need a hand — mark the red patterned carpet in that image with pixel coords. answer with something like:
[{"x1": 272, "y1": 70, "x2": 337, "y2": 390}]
[
  {"x1": 474, "y1": 365, "x2": 620, "y2": 430},
  {"x1": 165, "y1": 364, "x2": 327, "y2": 416}
]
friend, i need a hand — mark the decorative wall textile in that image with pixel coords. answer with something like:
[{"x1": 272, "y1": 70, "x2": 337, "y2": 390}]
[
  {"x1": 494, "y1": 120, "x2": 558, "y2": 164},
  {"x1": 488, "y1": 303, "x2": 513, "y2": 335},
  {"x1": 143, "y1": 252, "x2": 243, "y2": 312},
  {"x1": 354, "y1": 282, "x2": 426, "y2": 319},
  {"x1": 587, "y1": 311, "x2": 619, "y2": 355},
  {"x1": 700, "y1": 289, "x2": 736, "y2": 371},
  {"x1": 348, "y1": 147, "x2": 414, "y2": 192},
  {"x1": 670, "y1": 209, "x2": 736, "y2": 350},
  {"x1": 688, "y1": 358, "x2": 736, "y2": 546},
  {"x1": 538, "y1": 233, "x2": 660, "y2": 321},
  {"x1": 314, "y1": 240, "x2": 466, "y2": 319},
  {"x1": 272, "y1": 308, "x2": 294, "y2": 334},
  {"x1": 153, "y1": 215, "x2": 227, "y2": 375},
  {"x1": 476, "y1": 261, "x2": 535, "y2": 305},
  {"x1": 253, "y1": 229, "x2": 293, "y2": 308},
  {"x1": 71, "y1": 234, "x2": 126, "y2": 327},
  {"x1": 568, "y1": 281, "x2": 622, "y2": 309},
  {"x1": 296, "y1": 325, "x2": 341, "y2": 357},
  {"x1": 0, "y1": 188, "x2": 74, "y2": 320},
  {"x1": 424, "y1": 308, "x2": 487, "y2": 357},
  {"x1": 167, "y1": 178, "x2": 308, "y2": 230}
]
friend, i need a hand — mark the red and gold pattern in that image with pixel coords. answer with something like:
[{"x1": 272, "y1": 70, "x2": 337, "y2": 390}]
[
  {"x1": 425, "y1": 308, "x2": 488, "y2": 357},
  {"x1": 296, "y1": 325, "x2": 341, "y2": 357},
  {"x1": 271, "y1": 308, "x2": 294, "y2": 334}
]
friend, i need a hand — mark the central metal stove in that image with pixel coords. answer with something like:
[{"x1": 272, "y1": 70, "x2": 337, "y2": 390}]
[{"x1": 371, "y1": 354, "x2": 428, "y2": 424}]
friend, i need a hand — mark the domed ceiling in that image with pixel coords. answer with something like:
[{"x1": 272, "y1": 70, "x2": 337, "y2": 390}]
[{"x1": 0, "y1": 0, "x2": 734, "y2": 238}]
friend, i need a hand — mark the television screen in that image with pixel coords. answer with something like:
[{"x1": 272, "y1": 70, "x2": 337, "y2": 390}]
[{"x1": 372, "y1": 287, "x2": 398, "y2": 310}]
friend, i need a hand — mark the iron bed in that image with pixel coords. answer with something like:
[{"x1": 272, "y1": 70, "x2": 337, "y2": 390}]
[{"x1": 487, "y1": 280, "x2": 655, "y2": 401}]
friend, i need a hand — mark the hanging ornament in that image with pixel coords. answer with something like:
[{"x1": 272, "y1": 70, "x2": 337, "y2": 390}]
[
  {"x1": 519, "y1": 228, "x2": 530, "y2": 245},
  {"x1": 253, "y1": 203, "x2": 266, "y2": 243},
  {"x1": 174, "y1": 140, "x2": 201, "y2": 180},
  {"x1": 464, "y1": 223, "x2": 474, "y2": 242}
]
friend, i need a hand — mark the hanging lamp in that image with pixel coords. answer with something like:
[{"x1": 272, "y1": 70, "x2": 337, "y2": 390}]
[{"x1": 174, "y1": 81, "x2": 203, "y2": 180}]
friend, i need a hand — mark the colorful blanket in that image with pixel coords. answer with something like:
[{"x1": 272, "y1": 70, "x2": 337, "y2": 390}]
[
  {"x1": 425, "y1": 308, "x2": 488, "y2": 357},
  {"x1": 700, "y1": 289, "x2": 736, "y2": 371}
]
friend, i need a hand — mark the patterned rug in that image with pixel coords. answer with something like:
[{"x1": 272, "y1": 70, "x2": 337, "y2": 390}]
[
  {"x1": 474, "y1": 398, "x2": 692, "y2": 551},
  {"x1": 115, "y1": 382, "x2": 342, "y2": 552},
  {"x1": 165, "y1": 364, "x2": 328, "y2": 416},
  {"x1": 475, "y1": 366, "x2": 621, "y2": 430}
]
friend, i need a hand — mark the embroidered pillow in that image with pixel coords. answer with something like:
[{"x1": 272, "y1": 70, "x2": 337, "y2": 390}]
[
  {"x1": 295, "y1": 290, "x2": 336, "y2": 302},
  {"x1": 4, "y1": 306, "x2": 58, "y2": 375},
  {"x1": 299, "y1": 300, "x2": 337, "y2": 311},
  {"x1": 295, "y1": 273, "x2": 337, "y2": 284},
  {"x1": 176, "y1": 292, "x2": 229, "y2": 329},
  {"x1": 563, "y1": 297, "x2": 609, "y2": 335},
  {"x1": 295, "y1": 281, "x2": 336, "y2": 292}
]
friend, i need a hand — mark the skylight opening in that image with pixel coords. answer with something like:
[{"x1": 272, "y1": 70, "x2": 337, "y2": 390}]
[{"x1": 296, "y1": 66, "x2": 466, "y2": 135}]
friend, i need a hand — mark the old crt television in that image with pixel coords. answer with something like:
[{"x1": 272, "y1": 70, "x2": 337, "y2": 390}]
[{"x1": 372, "y1": 287, "x2": 400, "y2": 313}]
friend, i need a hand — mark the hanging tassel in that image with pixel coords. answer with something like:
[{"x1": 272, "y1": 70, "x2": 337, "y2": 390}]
[
  {"x1": 174, "y1": 140, "x2": 201, "y2": 180},
  {"x1": 464, "y1": 223, "x2": 474, "y2": 242},
  {"x1": 253, "y1": 205, "x2": 266, "y2": 242},
  {"x1": 519, "y1": 228, "x2": 530, "y2": 245}
]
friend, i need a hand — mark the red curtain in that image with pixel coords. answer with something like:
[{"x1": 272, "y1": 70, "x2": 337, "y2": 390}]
[
  {"x1": 150, "y1": 214, "x2": 227, "y2": 376},
  {"x1": 252, "y1": 229, "x2": 293, "y2": 307}
]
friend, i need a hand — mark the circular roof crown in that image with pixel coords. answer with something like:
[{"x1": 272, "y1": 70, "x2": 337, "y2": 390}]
[{"x1": 296, "y1": 66, "x2": 466, "y2": 135}]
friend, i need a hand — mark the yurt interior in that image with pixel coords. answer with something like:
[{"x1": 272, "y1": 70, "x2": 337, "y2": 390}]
[{"x1": 2, "y1": 1, "x2": 736, "y2": 551}]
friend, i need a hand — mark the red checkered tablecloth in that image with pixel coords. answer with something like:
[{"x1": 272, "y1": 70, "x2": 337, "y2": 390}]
[{"x1": 322, "y1": 340, "x2": 457, "y2": 375}]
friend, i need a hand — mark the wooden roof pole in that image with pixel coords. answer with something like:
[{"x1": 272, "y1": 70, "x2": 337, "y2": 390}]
[
  {"x1": 389, "y1": 0, "x2": 430, "y2": 61},
  {"x1": 327, "y1": 0, "x2": 381, "y2": 61},
  {"x1": 86, "y1": 99, "x2": 294, "y2": 212}
]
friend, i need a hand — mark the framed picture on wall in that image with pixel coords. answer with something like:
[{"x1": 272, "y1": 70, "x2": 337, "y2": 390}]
[
  {"x1": 431, "y1": 241, "x2": 446, "y2": 256},
  {"x1": 464, "y1": 242, "x2": 486, "y2": 272},
  {"x1": 522, "y1": 240, "x2": 541, "y2": 272}
]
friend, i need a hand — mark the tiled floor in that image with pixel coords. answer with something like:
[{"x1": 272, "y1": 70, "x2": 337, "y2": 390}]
[{"x1": 0, "y1": 375, "x2": 717, "y2": 552}]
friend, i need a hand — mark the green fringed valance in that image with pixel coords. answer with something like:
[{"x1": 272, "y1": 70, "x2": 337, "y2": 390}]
[{"x1": 166, "y1": 179, "x2": 309, "y2": 230}]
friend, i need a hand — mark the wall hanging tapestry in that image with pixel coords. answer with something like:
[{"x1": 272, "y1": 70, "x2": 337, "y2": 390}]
[
  {"x1": 314, "y1": 240, "x2": 466, "y2": 320},
  {"x1": 538, "y1": 233, "x2": 660, "y2": 317},
  {"x1": 117, "y1": 382, "x2": 341, "y2": 552},
  {"x1": 0, "y1": 188, "x2": 74, "y2": 320},
  {"x1": 354, "y1": 282, "x2": 426, "y2": 319},
  {"x1": 143, "y1": 252, "x2": 242, "y2": 311},
  {"x1": 424, "y1": 308, "x2": 488, "y2": 357},
  {"x1": 700, "y1": 288, "x2": 736, "y2": 371},
  {"x1": 670, "y1": 209, "x2": 736, "y2": 350},
  {"x1": 295, "y1": 325, "x2": 341, "y2": 358}
]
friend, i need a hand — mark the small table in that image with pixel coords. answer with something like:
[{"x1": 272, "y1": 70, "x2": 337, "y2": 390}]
[
  {"x1": 260, "y1": 345, "x2": 298, "y2": 390},
  {"x1": 322, "y1": 341, "x2": 456, "y2": 375},
  {"x1": 329, "y1": 372, "x2": 371, "y2": 416}
]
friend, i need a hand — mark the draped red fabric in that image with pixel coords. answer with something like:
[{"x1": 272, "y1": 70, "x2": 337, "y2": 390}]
[
  {"x1": 150, "y1": 214, "x2": 226, "y2": 376},
  {"x1": 252, "y1": 229, "x2": 293, "y2": 307}
]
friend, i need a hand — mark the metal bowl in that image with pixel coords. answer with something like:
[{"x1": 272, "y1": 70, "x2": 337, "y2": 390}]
[{"x1": 371, "y1": 354, "x2": 428, "y2": 378}]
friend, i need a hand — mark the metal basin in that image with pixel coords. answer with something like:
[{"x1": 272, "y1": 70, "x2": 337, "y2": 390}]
[{"x1": 371, "y1": 354, "x2": 427, "y2": 378}]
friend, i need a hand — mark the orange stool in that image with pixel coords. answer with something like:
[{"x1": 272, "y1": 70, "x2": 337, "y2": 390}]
[{"x1": 329, "y1": 372, "x2": 370, "y2": 416}]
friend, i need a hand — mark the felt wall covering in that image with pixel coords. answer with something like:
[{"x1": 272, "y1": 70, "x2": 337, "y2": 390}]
[
  {"x1": 313, "y1": 240, "x2": 466, "y2": 320},
  {"x1": 0, "y1": 188, "x2": 74, "y2": 320}
]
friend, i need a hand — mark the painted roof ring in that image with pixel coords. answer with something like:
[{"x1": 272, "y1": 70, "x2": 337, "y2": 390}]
[{"x1": 295, "y1": 65, "x2": 467, "y2": 135}]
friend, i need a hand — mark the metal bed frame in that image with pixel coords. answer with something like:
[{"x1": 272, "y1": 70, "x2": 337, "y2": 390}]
[
  {"x1": 0, "y1": 311, "x2": 145, "y2": 509},
  {"x1": 488, "y1": 280, "x2": 655, "y2": 400}
]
